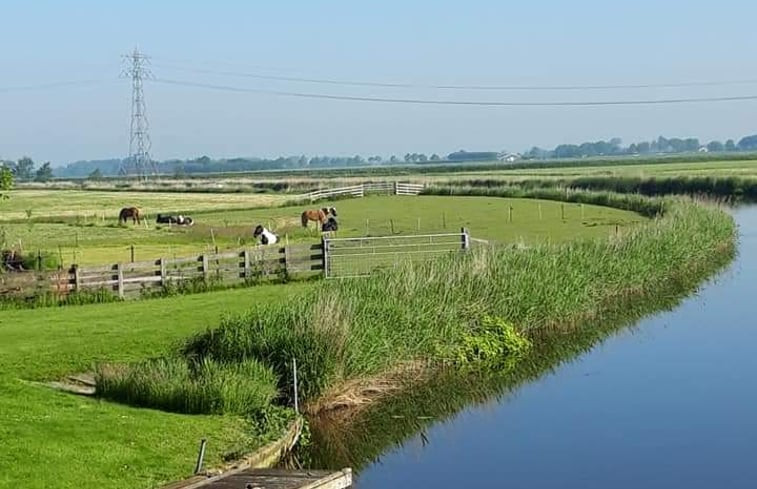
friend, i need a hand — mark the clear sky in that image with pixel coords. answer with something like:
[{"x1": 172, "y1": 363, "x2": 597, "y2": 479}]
[{"x1": 2, "y1": 0, "x2": 757, "y2": 165}]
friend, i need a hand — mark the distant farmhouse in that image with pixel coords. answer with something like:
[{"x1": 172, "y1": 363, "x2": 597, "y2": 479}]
[{"x1": 447, "y1": 150, "x2": 520, "y2": 162}]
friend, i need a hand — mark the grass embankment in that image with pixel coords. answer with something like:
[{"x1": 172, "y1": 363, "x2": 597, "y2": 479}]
[
  {"x1": 0, "y1": 283, "x2": 307, "y2": 489},
  {"x1": 98, "y1": 190, "x2": 735, "y2": 425}
]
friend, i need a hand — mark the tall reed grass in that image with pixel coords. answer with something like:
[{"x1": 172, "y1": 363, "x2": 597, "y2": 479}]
[
  {"x1": 96, "y1": 357, "x2": 278, "y2": 415},
  {"x1": 180, "y1": 192, "x2": 736, "y2": 407}
]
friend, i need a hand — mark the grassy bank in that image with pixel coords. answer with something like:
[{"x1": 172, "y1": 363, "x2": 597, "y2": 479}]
[
  {"x1": 99, "y1": 190, "x2": 735, "y2": 422},
  {"x1": 0, "y1": 283, "x2": 308, "y2": 489}
]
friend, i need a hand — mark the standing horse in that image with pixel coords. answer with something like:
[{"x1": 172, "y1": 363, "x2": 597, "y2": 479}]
[
  {"x1": 119, "y1": 207, "x2": 142, "y2": 224},
  {"x1": 253, "y1": 225, "x2": 278, "y2": 245},
  {"x1": 300, "y1": 207, "x2": 337, "y2": 228}
]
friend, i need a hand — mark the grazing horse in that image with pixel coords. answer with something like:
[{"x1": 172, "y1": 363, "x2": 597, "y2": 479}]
[
  {"x1": 321, "y1": 216, "x2": 338, "y2": 232},
  {"x1": 119, "y1": 207, "x2": 142, "y2": 224},
  {"x1": 156, "y1": 214, "x2": 194, "y2": 226},
  {"x1": 253, "y1": 225, "x2": 278, "y2": 245},
  {"x1": 301, "y1": 207, "x2": 337, "y2": 228}
]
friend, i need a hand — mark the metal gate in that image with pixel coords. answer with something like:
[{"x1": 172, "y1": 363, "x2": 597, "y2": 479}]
[{"x1": 323, "y1": 229, "x2": 470, "y2": 278}]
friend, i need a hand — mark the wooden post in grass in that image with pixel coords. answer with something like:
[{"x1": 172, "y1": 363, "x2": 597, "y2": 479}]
[
  {"x1": 72, "y1": 265, "x2": 80, "y2": 292},
  {"x1": 201, "y1": 255, "x2": 209, "y2": 282},
  {"x1": 293, "y1": 358, "x2": 300, "y2": 414},
  {"x1": 158, "y1": 258, "x2": 166, "y2": 287},
  {"x1": 442, "y1": 212, "x2": 447, "y2": 229},
  {"x1": 417, "y1": 217, "x2": 421, "y2": 231},
  {"x1": 365, "y1": 218, "x2": 370, "y2": 236},
  {"x1": 561, "y1": 204, "x2": 565, "y2": 220},
  {"x1": 114, "y1": 263, "x2": 124, "y2": 299},
  {"x1": 242, "y1": 250, "x2": 250, "y2": 279},
  {"x1": 461, "y1": 227, "x2": 470, "y2": 251},
  {"x1": 580, "y1": 204, "x2": 585, "y2": 220},
  {"x1": 508, "y1": 206, "x2": 513, "y2": 223},
  {"x1": 194, "y1": 439, "x2": 207, "y2": 475},
  {"x1": 130, "y1": 245, "x2": 135, "y2": 263},
  {"x1": 390, "y1": 219, "x2": 395, "y2": 234},
  {"x1": 538, "y1": 203, "x2": 543, "y2": 221}
]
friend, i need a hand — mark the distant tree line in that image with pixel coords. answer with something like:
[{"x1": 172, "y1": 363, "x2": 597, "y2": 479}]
[
  {"x1": 0, "y1": 156, "x2": 54, "y2": 182},
  {"x1": 11, "y1": 131, "x2": 757, "y2": 179},
  {"x1": 525, "y1": 134, "x2": 757, "y2": 160}
]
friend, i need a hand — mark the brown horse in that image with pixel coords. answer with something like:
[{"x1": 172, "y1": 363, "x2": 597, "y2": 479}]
[
  {"x1": 301, "y1": 207, "x2": 337, "y2": 228},
  {"x1": 119, "y1": 207, "x2": 142, "y2": 224}
]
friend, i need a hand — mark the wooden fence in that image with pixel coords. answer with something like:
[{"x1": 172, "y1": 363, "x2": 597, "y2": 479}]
[
  {"x1": 302, "y1": 181, "x2": 425, "y2": 201},
  {"x1": 0, "y1": 244, "x2": 325, "y2": 301}
]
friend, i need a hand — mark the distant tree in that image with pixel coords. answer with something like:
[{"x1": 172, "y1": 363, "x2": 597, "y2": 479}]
[
  {"x1": 737, "y1": 135, "x2": 757, "y2": 151},
  {"x1": 404, "y1": 153, "x2": 411, "y2": 163},
  {"x1": 34, "y1": 162, "x2": 53, "y2": 182},
  {"x1": 87, "y1": 168, "x2": 103, "y2": 180},
  {"x1": 13, "y1": 156, "x2": 35, "y2": 181},
  {"x1": 637, "y1": 141, "x2": 651, "y2": 154},
  {"x1": 0, "y1": 164, "x2": 13, "y2": 198},
  {"x1": 725, "y1": 139, "x2": 737, "y2": 151},
  {"x1": 390, "y1": 155, "x2": 399, "y2": 163},
  {"x1": 707, "y1": 141, "x2": 725, "y2": 153},
  {"x1": 430, "y1": 153, "x2": 440, "y2": 161},
  {"x1": 417, "y1": 154, "x2": 428, "y2": 162}
]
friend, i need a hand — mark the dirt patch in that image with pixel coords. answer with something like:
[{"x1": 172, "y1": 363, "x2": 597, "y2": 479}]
[{"x1": 47, "y1": 372, "x2": 96, "y2": 396}]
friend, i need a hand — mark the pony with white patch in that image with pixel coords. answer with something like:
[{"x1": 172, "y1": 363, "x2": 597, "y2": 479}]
[{"x1": 253, "y1": 225, "x2": 278, "y2": 245}]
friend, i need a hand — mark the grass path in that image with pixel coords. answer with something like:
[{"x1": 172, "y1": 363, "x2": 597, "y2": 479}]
[{"x1": 0, "y1": 283, "x2": 307, "y2": 489}]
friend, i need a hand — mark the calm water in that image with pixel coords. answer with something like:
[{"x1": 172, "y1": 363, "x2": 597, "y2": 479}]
[{"x1": 355, "y1": 206, "x2": 757, "y2": 489}]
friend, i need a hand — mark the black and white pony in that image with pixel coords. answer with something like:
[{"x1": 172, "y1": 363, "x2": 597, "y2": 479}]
[
  {"x1": 156, "y1": 214, "x2": 194, "y2": 226},
  {"x1": 253, "y1": 225, "x2": 278, "y2": 245},
  {"x1": 321, "y1": 216, "x2": 338, "y2": 232}
]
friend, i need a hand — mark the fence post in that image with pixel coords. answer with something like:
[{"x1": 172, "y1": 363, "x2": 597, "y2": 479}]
[
  {"x1": 115, "y1": 263, "x2": 124, "y2": 298},
  {"x1": 322, "y1": 236, "x2": 329, "y2": 278},
  {"x1": 282, "y1": 246, "x2": 289, "y2": 276},
  {"x1": 158, "y1": 258, "x2": 166, "y2": 286},
  {"x1": 194, "y1": 439, "x2": 207, "y2": 475},
  {"x1": 292, "y1": 358, "x2": 299, "y2": 414},
  {"x1": 242, "y1": 250, "x2": 250, "y2": 279},
  {"x1": 201, "y1": 255, "x2": 209, "y2": 282},
  {"x1": 394, "y1": 181, "x2": 399, "y2": 195},
  {"x1": 461, "y1": 227, "x2": 470, "y2": 251},
  {"x1": 359, "y1": 184, "x2": 365, "y2": 198},
  {"x1": 130, "y1": 245, "x2": 135, "y2": 263},
  {"x1": 72, "y1": 265, "x2": 80, "y2": 292}
]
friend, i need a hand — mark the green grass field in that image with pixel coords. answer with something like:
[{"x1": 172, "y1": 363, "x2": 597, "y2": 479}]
[
  {"x1": 1, "y1": 194, "x2": 644, "y2": 266},
  {"x1": 0, "y1": 283, "x2": 306, "y2": 489},
  {"x1": 0, "y1": 189, "x2": 286, "y2": 222}
]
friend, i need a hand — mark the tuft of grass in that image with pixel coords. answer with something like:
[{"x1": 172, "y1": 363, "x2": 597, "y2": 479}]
[{"x1": 96, "y1": 356, "x2": 279, "y2": 416}]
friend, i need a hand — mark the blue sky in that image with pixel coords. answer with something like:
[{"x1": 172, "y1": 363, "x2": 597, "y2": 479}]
[{"x1": 2, "y1": 0, "x2": 757, "y2": 165}]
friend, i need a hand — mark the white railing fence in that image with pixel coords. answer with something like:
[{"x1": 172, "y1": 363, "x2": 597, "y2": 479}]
[{"x1": 303, "y1": 182, "x2": 425, "y2": 201}]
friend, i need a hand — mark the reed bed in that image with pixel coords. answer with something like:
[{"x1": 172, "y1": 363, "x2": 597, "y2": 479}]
[{"x1": 95, "y1": 357, "x2": 278, "y2": 415}]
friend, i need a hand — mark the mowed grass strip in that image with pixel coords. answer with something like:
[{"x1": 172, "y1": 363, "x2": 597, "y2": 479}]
[{"x1": 0, "y1": 283, "x2": 308, "y2": 489}]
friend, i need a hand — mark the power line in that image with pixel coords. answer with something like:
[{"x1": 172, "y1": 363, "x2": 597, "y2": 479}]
[
  {"x1": 152, "y1": 62, "x2": 757, "y2": 91},
  {"x1": 0, "y1": 80, "x2": 111, "y2": 93},
  {"x1": 153, "y1": 77, "x2": 757, "y2": 107},
  {"x1": 120, "y1": 47, "x2": 158, "y2": 180}
]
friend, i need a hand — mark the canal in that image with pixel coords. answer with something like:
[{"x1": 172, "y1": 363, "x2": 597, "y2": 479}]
[{"x1": 323, "y1": 206, "x2": 756, "y2": 489}]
